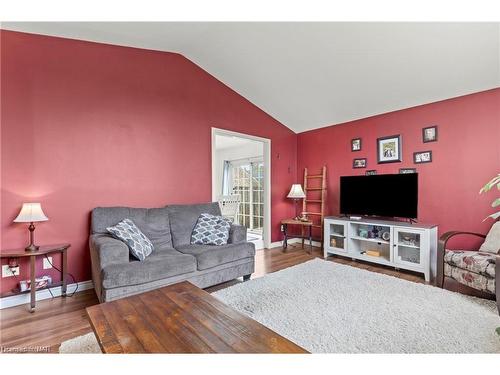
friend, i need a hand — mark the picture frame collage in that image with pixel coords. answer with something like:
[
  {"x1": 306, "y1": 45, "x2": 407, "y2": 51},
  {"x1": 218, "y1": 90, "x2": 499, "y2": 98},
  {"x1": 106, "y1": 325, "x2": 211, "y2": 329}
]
[{"x1": 351, "y1": 125, "x2": 438, "y2": 175}]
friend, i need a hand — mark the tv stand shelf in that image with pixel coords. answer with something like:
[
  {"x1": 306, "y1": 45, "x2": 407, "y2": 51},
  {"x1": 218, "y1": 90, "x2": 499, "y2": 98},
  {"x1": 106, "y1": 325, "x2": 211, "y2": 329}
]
[
  {"x1": 324, "y1": 216, "x2": 438, "y2": 282},
  {"x1": 351, "y1": 236, "x2": 390, "y2": 245}
]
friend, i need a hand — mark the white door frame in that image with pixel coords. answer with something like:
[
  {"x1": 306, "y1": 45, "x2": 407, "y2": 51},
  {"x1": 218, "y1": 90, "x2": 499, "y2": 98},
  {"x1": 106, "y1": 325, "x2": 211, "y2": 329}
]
[{"x1": 211, "y1": 127, "x2": 271, "y2": 249}]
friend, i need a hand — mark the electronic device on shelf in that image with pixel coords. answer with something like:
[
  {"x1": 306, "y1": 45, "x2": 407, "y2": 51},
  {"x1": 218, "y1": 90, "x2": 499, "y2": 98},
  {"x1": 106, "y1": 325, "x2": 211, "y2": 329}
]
[
  {"x1": 18, "y1": 275, "x2": 52, "y2": 292},
  {"x1": 340, "y1": 173, "x2": 418, "y2": 220}
]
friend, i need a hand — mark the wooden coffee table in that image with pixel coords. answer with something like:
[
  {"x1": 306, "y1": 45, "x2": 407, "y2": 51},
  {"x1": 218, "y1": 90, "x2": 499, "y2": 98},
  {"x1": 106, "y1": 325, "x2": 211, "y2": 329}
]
[{"x1": 86, "y1": 281, "x2": 307, "y2": 353}]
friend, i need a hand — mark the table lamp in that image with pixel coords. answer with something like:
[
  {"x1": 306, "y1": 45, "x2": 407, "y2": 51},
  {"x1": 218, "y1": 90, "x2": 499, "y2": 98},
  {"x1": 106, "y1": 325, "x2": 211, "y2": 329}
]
[
  {"x1": 287, "y1": 184, "x2": 306, "y2": 219},
  {"x1": 13, "y1": 203, "x2": 49, "y2": 252}
]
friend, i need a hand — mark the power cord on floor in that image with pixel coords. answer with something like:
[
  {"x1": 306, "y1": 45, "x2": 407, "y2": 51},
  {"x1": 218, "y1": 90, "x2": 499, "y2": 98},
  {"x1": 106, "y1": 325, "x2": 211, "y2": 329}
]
[
  {"x1": 10, "y1": 268, "x2": 59, "y2": 298},
  {"x1": 7, "y1": 256, "x2": 78, "y2": 298},
  {"x1": 43, "y1": 254, "x2": 78, "y2": 298}
]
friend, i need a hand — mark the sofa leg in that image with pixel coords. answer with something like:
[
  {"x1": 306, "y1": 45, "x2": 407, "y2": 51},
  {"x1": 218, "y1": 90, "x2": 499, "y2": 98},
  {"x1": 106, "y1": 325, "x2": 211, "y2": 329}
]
[{"x1": 243, "y1": 274, "x2": 251, "y2": 281}]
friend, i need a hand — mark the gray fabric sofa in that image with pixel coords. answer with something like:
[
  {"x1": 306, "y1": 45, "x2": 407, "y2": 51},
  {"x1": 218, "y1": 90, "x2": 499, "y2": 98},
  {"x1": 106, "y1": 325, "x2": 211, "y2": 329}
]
[{"x1": 89, "y1": 202, "x2": 255, "y2": 302}]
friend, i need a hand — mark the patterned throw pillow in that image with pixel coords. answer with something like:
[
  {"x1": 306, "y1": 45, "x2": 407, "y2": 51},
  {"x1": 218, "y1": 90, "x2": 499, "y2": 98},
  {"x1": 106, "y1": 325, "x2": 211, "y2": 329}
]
[
  {"x1": 191, "y1": 213, "x2": 231, "y2": 246},
  {"x1": 106, "y1": 218, "x2": 154, "y2": 261}
]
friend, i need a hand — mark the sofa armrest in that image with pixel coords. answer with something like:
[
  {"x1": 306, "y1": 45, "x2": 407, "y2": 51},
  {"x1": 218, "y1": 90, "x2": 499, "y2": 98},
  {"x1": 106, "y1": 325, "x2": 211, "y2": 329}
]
[
  {"x1": 89, "y1": 234, "x2": 130, "y2": 269},
  {"x1": 228, "y1": 224, "x2": 247, "y2": 244},
  {"x1": 436, "y1": 231, "x2": 487, "y2": 288}
]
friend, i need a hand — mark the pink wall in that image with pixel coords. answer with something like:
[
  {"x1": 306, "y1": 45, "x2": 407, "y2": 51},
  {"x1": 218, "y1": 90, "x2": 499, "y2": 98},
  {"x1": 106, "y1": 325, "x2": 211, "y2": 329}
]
[
  {"x1": 298, "y1": 89, "x2": 500, "y2": 247},
  {"x1": 2, "y1": 30, "x2": 498, "y2": 297},
  {"x1": 0, "y1": 31, "x2": 297, "y2": 294}
]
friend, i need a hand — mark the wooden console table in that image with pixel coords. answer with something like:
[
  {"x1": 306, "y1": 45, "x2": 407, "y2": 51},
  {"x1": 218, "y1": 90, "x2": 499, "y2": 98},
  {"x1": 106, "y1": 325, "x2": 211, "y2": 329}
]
[
  {"x1": 324, "y1": 216, "x2": 437, "y2": 282},
  {"x1": 281, "y1": 219, "x2": 313, "y2": 253},
  {"x1": 0, "y1": 243, "x2": 70, "y2": 312}
]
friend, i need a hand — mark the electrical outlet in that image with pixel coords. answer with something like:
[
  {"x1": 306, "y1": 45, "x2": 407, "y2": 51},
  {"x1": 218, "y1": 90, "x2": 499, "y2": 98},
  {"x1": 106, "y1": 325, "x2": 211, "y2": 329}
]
[
  {"x1": 2, "y1": 265, "x2": 20, "y2": 277},
  {"x1": 43, "y1": 257, "x2": 53, "y2": 269}
]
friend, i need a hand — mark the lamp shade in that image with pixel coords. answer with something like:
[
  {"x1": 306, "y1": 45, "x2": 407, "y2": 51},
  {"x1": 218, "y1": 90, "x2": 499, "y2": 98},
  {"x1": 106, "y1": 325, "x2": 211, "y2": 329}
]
[
  {"x1": 287, "y1": 184, "x2": 306, "y2": 199},
  {"x1": 13, "y1": 203, "x2": 49, "y2": 223}
]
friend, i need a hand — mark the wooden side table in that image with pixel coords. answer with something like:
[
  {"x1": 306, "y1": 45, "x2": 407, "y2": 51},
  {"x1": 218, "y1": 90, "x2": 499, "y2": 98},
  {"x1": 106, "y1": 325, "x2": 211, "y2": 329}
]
[
  {"x1": 0, "y1": 243, "x2": 70, "y2": 312},
  {"x1": 281, "y1": 219, "x2": 313, "y2": 253}
]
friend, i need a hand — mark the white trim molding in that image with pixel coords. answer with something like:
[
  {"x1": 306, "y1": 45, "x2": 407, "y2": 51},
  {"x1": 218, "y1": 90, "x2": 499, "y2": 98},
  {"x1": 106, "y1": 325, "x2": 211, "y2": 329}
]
[
  {"x1": 211, "y1": 127, "x2": 272, "y2": 249},
  {"x1": 0, "y1": 280, "x2": 94, "y2": 309},
  {"x1": 269, "y1": 238, "x2": 322, "y2": 249}
]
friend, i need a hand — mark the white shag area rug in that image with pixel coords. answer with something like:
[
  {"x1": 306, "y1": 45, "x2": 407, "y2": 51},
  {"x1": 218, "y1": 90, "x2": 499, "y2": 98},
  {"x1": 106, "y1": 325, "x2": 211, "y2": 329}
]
[
  {"x1": 59, "y1": 332, "x2": 101, "y2": 353},
  {"x1": 213, "y1": 258, "x2": 500, "y2": 353}
]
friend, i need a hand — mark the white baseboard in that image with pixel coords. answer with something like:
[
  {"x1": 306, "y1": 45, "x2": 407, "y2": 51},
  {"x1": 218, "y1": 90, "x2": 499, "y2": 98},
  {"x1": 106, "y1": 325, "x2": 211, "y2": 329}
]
[
  {"x1": 0, "y1": 280, "x2": 94, "y2": 309},
  {"x1": 269, "y1": 238, "x2": 322, "y2": 249},
  {"x1": 269, "y1": 240, "x2": 284, "y2": 248}
]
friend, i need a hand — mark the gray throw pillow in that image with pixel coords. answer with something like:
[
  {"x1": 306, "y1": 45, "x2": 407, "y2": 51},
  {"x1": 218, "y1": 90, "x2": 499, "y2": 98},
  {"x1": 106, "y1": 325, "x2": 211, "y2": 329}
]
[
  {"x1": 107, "y1": 218, "x2": 154, "y2": 261},
  {"x1": 191, "y1": 213, "x2": 231, "y2": 246}
]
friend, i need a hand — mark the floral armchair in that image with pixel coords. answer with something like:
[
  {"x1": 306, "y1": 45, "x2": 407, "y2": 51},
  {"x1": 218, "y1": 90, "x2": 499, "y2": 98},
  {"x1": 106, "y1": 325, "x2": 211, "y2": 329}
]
[{"x1": 437, "y1": 222, "x2": 500, "y2": 314}]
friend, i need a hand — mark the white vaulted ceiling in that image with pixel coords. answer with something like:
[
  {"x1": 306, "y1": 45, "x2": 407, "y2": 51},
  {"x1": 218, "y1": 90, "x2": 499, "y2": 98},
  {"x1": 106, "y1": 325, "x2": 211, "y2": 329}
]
[{"x1": 2, "y1": 22, "x2": 499, "y2": 133}]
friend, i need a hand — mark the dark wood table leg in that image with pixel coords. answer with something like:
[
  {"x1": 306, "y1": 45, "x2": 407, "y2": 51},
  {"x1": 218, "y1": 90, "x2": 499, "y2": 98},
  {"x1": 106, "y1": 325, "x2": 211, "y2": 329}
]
[
  {"x1": 301, "y1": 226, "x2": 305, "y2": 249},
  {"x1": 30, "y1": 255, "x2": 36, "y2": 313},
  {"x1": 283, "y1": 224, "x2": 288, "y2": 251},
  {"x1": 309, "y1": 225, "x2": 313, "y2": 253},
  {"x1": 62, "y1": 249, "x2": 68, "y2": 297}
]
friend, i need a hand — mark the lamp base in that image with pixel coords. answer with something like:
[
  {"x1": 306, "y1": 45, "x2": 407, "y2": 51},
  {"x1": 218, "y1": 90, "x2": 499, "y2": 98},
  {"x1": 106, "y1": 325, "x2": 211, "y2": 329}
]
[
  {"x1": 25, "y1": 244, "x2": 39, "y2": 252},
  {"x1": 25, "y1": 222, "x2": 39, "y2": 252}
]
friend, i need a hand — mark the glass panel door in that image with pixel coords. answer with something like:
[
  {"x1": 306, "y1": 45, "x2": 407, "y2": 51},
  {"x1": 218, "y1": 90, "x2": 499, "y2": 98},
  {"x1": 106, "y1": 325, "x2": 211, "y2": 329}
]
[
  {"x1": 231, "y1": 160, "x2": 264, "y2": 232},
  {"x1": 327, "y1": 222, "x2": 348, "y2": 253},
  {"x1": 251, "y1": 162, "x2": 264, "y2": 231},
  {"x1": 232, "y1": 164, "x2": 251, "y2": 228},
  {"x1": 393, "y1": 228, "x2": 424, "y2": 268}
]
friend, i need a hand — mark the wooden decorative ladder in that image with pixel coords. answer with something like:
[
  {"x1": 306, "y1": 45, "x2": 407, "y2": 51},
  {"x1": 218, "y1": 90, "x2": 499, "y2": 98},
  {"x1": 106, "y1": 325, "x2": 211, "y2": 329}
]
[{"x1": 302, "y1": 166, "x2": 327, "y2": 247}]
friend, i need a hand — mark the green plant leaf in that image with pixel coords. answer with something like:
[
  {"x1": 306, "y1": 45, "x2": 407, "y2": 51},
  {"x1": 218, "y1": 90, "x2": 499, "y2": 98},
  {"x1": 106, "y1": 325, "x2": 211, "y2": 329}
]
[
  {"x1": 483, "y1": 212, "x2": 500, "y2": 221},
  {"x1": 484, "y1": 211, "x2": 500, "y2": 221},
  {"x1": 481, "y1": 175, "x2": 500, "y2": 221},
  {"x1": 480, "y1": 174, "x2": 500, "y2": 193}
]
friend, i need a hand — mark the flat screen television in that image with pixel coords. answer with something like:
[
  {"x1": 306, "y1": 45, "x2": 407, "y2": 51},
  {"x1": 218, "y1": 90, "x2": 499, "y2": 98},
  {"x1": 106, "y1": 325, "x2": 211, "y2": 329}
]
[{"x1": 340, "y1": 173, "x2": 418, "y2": 219}]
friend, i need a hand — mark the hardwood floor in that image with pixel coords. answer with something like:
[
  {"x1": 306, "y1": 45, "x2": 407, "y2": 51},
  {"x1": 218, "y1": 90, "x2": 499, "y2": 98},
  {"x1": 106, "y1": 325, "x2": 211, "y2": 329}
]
[{"x1": 0, "y1": 244, "x2": 429, "y2": 353}]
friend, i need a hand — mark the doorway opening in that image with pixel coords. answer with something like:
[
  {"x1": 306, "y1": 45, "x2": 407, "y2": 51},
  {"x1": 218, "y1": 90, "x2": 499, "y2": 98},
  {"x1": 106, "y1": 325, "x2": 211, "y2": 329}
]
[{"x1": 211, "y1": 128, "x2": 271, "y2": 249}]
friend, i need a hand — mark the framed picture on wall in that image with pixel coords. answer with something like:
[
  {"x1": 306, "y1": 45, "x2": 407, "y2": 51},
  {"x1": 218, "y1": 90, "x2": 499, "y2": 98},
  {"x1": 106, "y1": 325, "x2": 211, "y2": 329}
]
[
  {"x1": 414, "y1": 151, "x2": 432, "y2": 164},
  {"x1": 422, "y1": 126, "x2": 438, "y2": 143},
  {"x1": 377, "y1": 135, "x2": 402, "y2": 164},
  {"x1": 399, "y1": 168, "x2": 417, "y2": 174},
  {"x1": 365, "y1": 170, "x2": 377, "y2": 176},
  {"x1": 353, "y1": 158, "x2": 367, "y2": 168},
  {"x1": 351, "y1": 138, "x2": 362, "y2": 151}
]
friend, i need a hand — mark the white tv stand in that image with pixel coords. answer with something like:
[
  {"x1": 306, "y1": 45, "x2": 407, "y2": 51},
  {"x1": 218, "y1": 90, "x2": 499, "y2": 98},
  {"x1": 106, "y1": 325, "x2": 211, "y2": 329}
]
[{"x1": 324, "y1": 216, "x2": 438, "y2": 282}]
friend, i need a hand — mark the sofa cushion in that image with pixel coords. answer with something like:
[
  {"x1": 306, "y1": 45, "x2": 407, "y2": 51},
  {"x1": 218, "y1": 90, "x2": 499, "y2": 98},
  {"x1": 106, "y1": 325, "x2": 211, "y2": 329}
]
[
  {"x1": 479, "y1": 221, "x2": 500, "y2": 254},
  {"x1": 91, "y1": 207, "x2": 172, "y2": 249},
  {"x1": 444, "y1": 263, "x2": 495, "y2": 294},
  {"x1": 107, "y1": 219, "x2": 154, "y2": 261},
  {"x1": 444, "y1": 249, "x2": 495, "y2": 278},
  {"x1": 101, "y1": 251, "x2": 196, "y2": 289},
  {"x1": 191, "y1": 213, "x2": 231, "y2": 246},
  {"x1": 228, "y1": 224, "x2": 247, "y2": 244},
  {"x1": 176, "y1": 242, "x2": 255, "y2": 270},
  {"x1": 166, "y1": 203, "x2": 221, "y2": 247}
]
